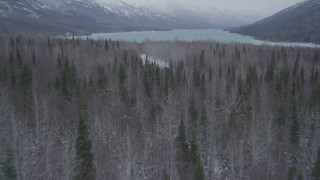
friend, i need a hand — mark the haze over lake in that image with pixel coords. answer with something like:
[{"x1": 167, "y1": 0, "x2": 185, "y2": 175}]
[{"x1": 75, "y1": 29, "x2": 319, "y2": 48}]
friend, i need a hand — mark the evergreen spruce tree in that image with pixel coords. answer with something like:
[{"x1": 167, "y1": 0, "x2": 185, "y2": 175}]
[
  {"x1": 1, "y1": 147, "x2": 16, "y2": 180},
  {"x1": 60, "y1": 71, "x2": 69, "y2": 99},
  {"x1": 193, "y1": 59, "x2": 201, "y2": 87},
  {"x1": 155, "y1": 65, "x2": 161, "y2": 87},
  {"x1": 290, "y1": 103, "x2": 299, "y2": 145},
  {"x1": 176, "y1": 61, "x2": 183, "y2": 84},
  {"x1": 237, "y1": 75, "x2": 243, "y2": 97},
  {"x1": 47, "y1": 37, "x2": 52, "y2": 54},
  {"x1": 201, "y1": 73, "x2": 206, "y2": 97},
  {"x1": 143, "y1": 66, "x2": 151, "y2": 97},
  {"x1": 149, "y1": 103, "x2": 156, "y2": 129},
  {"x1": 265, "y1": 59, "x2": 275, "y2": 83},
  {"x1": 288, "y1": 154, "x2": 298, "y2": 180},
  {"x1": 293, "y1": 57, "x2": 299, "y2": 76},
  {"x1": 20, "y1": 64, "x2": 33, "y2": 115},
  {"x1": 276, "y1": 103, "x2": 285, "y2": 127},
  {"x1": 162, "y1": 169, "x2": 170, "y2": 180},
  {"x1": 74, "y1": 96, "x2": 96, "y2": 180},
  {"x1": 10, "y1": 72, "x2": 15, "y2": 87},
  {"x1": 105, "y1": 39, "x2": 109, "y2": 51},
  {"x1": 199, "y1": 107, "x2": 207, "y2": 153},
  {"x1": 98, "y1": 65, "x2": 107, "y2": 89},
  {"x1": 10, "y1": 37, "x2": 14, "y2": 48},
  {"x1": 57, "y1": 53, "x2": 62, "y2": 68},
  {"x1": 290, "y1": 88, "x2": 299, "y2": 145},
  {"x1": 200, "y1": 49, "x2": 205, "y2": 68},
  {"x1": 189, "y1": 133, "x2": 198, "y2": 164},
  {"x1": 189, "y1": 134, "x2": 204, "y2": 180},
  {"x1": 177, "y1": 119, "x2": 189, "y2": 160},
  {"x1": 32, "y1": 51, "x2": 36, "y2": 65},
  {"x1": 300, "y1": 65, "x2": 304, "y2": 85},
  {"x1": 209, "y1": 66, "x2": 213, "y2": 80},
  {"x1": 9, "y1": 51, "x2": 14, "y2": 65},
  {"x1": 194, "y1": 158, "x2": 204, "y2": 180},
  {"x1": 312, "y1": 147, "x2": 320, "y2": 180},
  {"x1": 189, "y1": 95, "x2": 198, "y2": 127},
  {"x1": 55, "y1": 77, "x2": 61, "y2": 89},
  {"x1": 164, "y1": 68, "x2": 170, "y2": 97},
  {"x1": 118, "y1": 64, "x2": 125, "y2": 86},
  {"x1": 118, "y1": 63, "x2": 128, "y2": 103},
  {"x1": 16, "y1": 50, "x2": 22, "y2": 67},
  {"x1": 20, "y1": 64, "x2": 32, "y2": 96},
  {"x1": 218, "y1": 65, "x2": 222, "y2": 79},
  {"x1": 200, "y1": 107, "x2": 207, "y2": 129}
]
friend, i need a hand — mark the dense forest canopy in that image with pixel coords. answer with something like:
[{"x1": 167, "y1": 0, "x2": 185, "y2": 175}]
[{"x1": 0, "y1": 35, "x2": 320, "y2": 180}]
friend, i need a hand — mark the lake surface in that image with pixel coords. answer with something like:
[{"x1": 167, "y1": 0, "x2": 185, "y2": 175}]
[{"x1": 75, "y1": 29, "x2": 319, "y2": 48}]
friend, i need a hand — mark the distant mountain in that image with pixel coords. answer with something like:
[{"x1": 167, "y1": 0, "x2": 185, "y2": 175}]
[
  {"x1": 0, "y1": 0, "x2": 260, "y2": 35},
  {"x1": 230, "y1": 0, "x2": 320, "y2": 44}
]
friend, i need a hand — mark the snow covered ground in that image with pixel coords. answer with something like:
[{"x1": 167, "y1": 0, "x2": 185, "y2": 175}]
[{"x1": 140, "y1": 54, "x2": 169, "y2": 68}]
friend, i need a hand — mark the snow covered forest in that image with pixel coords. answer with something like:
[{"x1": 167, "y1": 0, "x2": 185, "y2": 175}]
[{"x1": 0, "y1": 35, "x2": 320, "y2": 180}]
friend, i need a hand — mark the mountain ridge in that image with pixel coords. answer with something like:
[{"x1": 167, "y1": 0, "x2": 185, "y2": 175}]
[
  {"x1": 230, "y1": 0, "x2": 320, "y2": 44},
  {"x1": 0, "y1": 0, "x2": 260, "y2": 35}
]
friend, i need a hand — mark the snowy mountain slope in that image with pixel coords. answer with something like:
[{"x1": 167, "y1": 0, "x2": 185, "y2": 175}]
[
  {"x1": 0, "y1": 0, "x2": 144, "y2": 33},
  {"x1": 230, "y1": 0, "x2": 320, "y2": 43},
  {"x1": 0, "y1": 0, "x2": 262, "y2": 34}
]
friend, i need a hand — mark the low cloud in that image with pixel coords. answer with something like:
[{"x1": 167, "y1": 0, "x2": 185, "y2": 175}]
[{"x1": 118, "y1": 0, "x2": 303, "y2": 15}]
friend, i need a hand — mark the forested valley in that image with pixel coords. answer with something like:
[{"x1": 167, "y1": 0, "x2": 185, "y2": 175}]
[{"x1": 0, "y1": 36, "x2": 320, "y2": 180}]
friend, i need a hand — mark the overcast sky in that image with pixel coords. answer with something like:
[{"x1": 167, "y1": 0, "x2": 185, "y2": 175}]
[
  {"x1": 126, "y1": 0, "x2": 304, "y2": 15},
  {"x1": 203, "y1": 0, "x2": 304, "y2": 14}
]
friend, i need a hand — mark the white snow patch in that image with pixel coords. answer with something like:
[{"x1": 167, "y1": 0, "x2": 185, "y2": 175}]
[
  {"x1": 0, "y1": 1, "x2": 12, "y2": 17},
  {"x1": 214, "y1": 160, "x2": 223, "y2": 179},
  {"x1": 140, "y1": 54, "x2": 169, "y2": 68},
  {"x1": 22, "y1": 7, "x2": 40, "y2": 19}
]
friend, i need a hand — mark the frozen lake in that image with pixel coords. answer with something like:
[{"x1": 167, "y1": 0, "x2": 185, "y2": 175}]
[{"x1": 74, "y1": 29, "x2": 320, "y2": 48}]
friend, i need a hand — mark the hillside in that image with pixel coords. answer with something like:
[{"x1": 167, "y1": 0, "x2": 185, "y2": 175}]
[
  {"x1": 230, "y1": 0, "x2": 320, "y2": 44},
  {"x1": 0, "y1": 0, "x2": 258, "y2": 34},
  {"x1": 0, "y1": 36, "x2": 320, "y2": 179}
]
